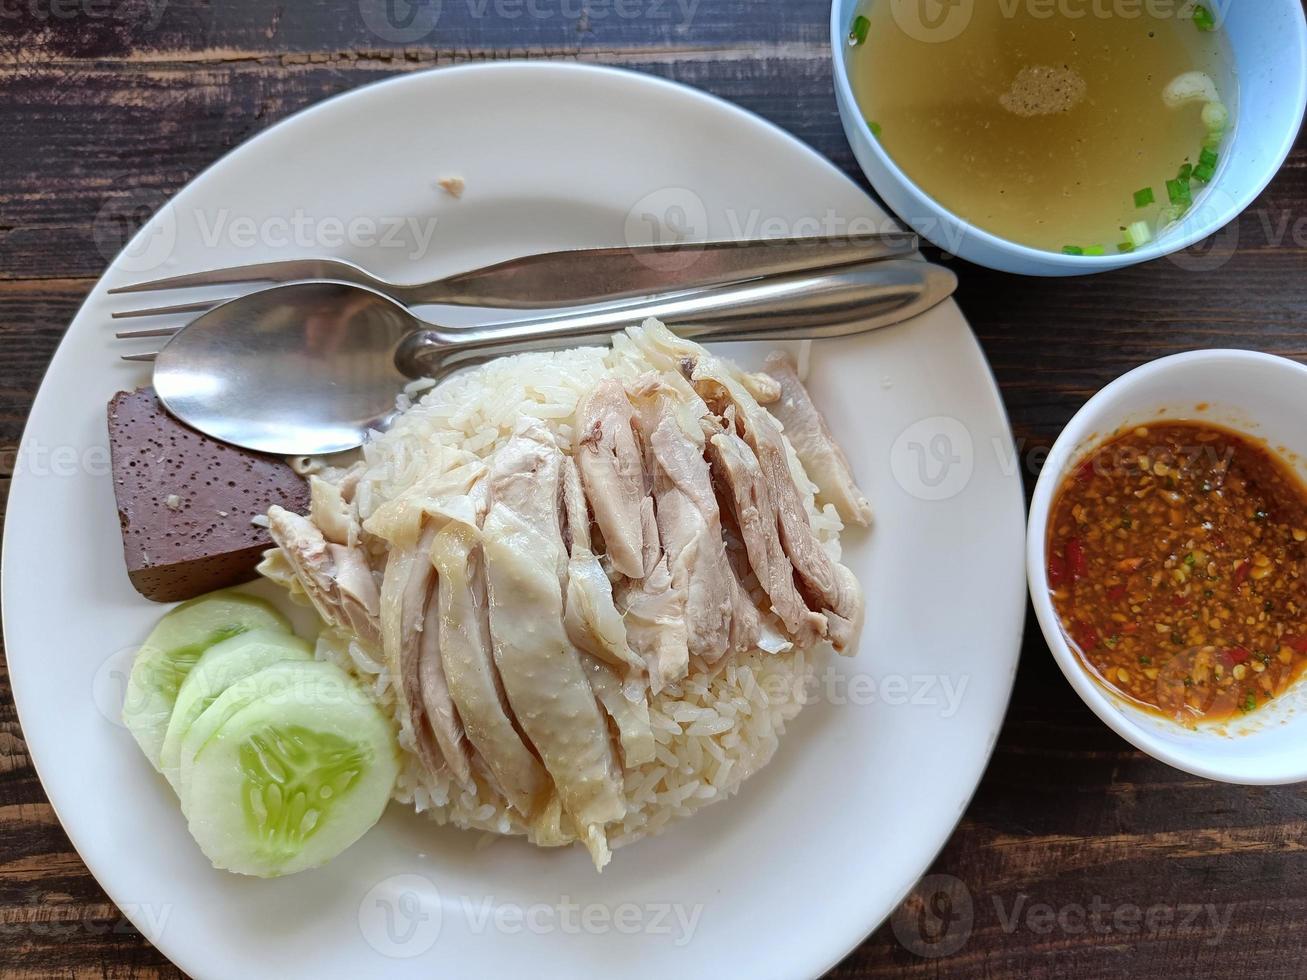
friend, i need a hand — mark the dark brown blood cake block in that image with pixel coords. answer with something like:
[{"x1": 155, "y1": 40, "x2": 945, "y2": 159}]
[{"x1": 108, "y1": 388, "x2": 309, "y2": 602}]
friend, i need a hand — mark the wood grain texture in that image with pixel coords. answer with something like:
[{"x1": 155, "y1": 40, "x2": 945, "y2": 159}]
[{"x1": 1, "y1": 1, "x2": 1306, "y2": 977}]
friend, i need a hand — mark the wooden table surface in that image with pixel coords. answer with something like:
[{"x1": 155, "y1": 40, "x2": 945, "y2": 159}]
[{"x1": 2, "y1": 2, "x2": 1305, "y2": 977}]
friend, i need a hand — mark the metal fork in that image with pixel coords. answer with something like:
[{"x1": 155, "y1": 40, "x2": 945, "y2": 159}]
[{"x1": 108, "y1": 233, "x2": 918, "y2": 330}]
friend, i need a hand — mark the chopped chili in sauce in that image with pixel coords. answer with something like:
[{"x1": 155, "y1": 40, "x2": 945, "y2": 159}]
[{"x1": 1047, "y1": 421, "x2": 1307, "y2": 726}]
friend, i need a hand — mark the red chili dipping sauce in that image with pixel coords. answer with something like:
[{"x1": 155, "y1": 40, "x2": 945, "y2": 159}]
[{"x1": 1047, "y1": 421, "x2": 1307, "y2": 726}]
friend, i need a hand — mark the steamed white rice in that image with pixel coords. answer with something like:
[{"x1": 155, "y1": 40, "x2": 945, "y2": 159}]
[{"x1": 298, "y1": 330, "x2": 847, "y2": 853}]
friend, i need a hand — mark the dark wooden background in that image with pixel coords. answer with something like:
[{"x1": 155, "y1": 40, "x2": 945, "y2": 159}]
[{"x1": 2, "y1": 1, "x2": 1305, "y2": 977}]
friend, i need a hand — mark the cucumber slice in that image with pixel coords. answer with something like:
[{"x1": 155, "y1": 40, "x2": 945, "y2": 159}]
[
  {"x1": 158, "y1": 628, "x2": 312, "y2": 791},
  {"x1": 123, "y1": 590, "x2": 290, "y2": 769},
  {"x1": 178, "y1": 659, "x2": 339, "y2": 808},
  {"x1": 184, "y1": 661, "x2": 399, "y2": 877}
]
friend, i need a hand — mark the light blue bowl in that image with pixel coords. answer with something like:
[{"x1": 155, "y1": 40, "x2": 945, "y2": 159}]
[{"x1": 831, "y1": 0, "x2": 1307, "y2": 276}]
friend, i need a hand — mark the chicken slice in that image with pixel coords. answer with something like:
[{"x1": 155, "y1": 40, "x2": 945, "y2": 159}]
[
  {"x1": 623, "y1": 317, "x2": 781, "y2": 405},
  {"x1": 482, "y1": 419, "x2": 568, "y2": 583},
  {"x1": 628, "y1": 378, "x2": 739, "y2": 666},
  {"x1": 583, "y1": 655, "x2": 655, "y2": 767},
  {"x1": 484, "y1": 421, "x2": 625, "y2": 863},
  {"x1": 379, "y1": 522, "x2": 446, "y2": 779},
  {"x1": 725, "y1": 570, "x2": 762, "y2": 655},
  {"x1": 616, "y1": 500, "x2": 689, "y2": 694},
  {"x1": 331, "y1": 543, "x2": 384, "y2": 647},
  {"x1": 309, "y1": 474, "x2": 358, "y2": 546},
  {"x1": 687, "y1": 363, "x2": 865, "y2": 655},
  {"x1": 430, "y1": 517, "x2": 548, "y2": 817},
  {"x1": 575, "y1": 379, "x2": 646, "y2": 580},
  {"x1": 419, "y1": 581, "x2": 472, "y2": 787},
  {"x1": 708, "y1": 427, "x2": 827, "y2": 646},
  {"x1": 560, "y1": 456, "x2": 643, "y2": 676},
  {"x1": 619, "y1": 552, "x2": 688, "y2": 694},
  {"x1": 306, "y1": 476, "x2": 385, "y2": 640},
  {"x1": 266, "y1": 506, "x2": 381, "y2": 649},
  {"x1": 362, "y1": 453, "x2": 485, "y2": 548},
  {"x1": 560, "y1": 455, "x2": 654, "y2": 760},
  {"x1": 762, "y1": 352, "x2": 873, "y2": 527},
  {"x1": 637, "y1": 496, "x2": 661, "y2": 577},
  {"x1": 255, "y1": 547, "x2": 304, "y2": 601}
]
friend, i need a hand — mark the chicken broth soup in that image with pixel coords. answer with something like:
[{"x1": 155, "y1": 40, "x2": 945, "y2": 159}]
[{"x1": 846, "y1": 1, "x2": 1236, "y2": 255}]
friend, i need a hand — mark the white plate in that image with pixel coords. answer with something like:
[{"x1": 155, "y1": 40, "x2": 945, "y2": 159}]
[{"x1": 3, "y1": 63, "x2": 1025, "y2": 979}]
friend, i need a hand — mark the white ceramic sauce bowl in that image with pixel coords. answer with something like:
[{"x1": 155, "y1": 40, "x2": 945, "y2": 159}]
[
  {"x1": 831, "y1": 0, "x2": 1307, "y2": 276},
  {"x1": 1027, "y1": 350, "x2": 1307, "y2": 784}
]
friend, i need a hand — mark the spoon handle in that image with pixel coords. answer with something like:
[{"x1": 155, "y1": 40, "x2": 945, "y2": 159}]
[
  {"x1": 395, "y1": 259, "x2": 958, "y2": 378},
  {"x1": 403, "y1": 233, "x2": 920, "y2": 308}
]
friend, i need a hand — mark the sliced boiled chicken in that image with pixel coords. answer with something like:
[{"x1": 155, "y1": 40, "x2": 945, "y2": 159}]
[
  {"x1": 378, "y1": 521, "x2": 446, "y2": 778},
  {"x1": 430, "y1": 516, "x2": 548, "y2": 817},
  {"x1": 762, "y1": 352, "x2": 873, "y2": 527},
  {"x1": 559, "y1": 455, "x2": 654, "y2": 762},
  {"x1": 362, "y1": 452, "x2": 486, "y2": 547},
  {"x1": 330, "y1": 545, "x2": 385, "y2": 648},
  {"x1": 583, "y1": 655, "x2": 655, "y2": 767},
  {"x1": 483, "y1": 420, "x2": 625, "y2": 864},
  {"x1": 560, "y1": 455, "x2": 644, "y2": 676},
  {"x1": 616, "y1": 498, "x2": 689, "y2": 694},
  {"x1": 685, "y1": 360, "x2": 865, "y2": 654},
  {"x1": 307, "y1": 474, "x2": 382, "y2": 640},
  {"x1": 622, "y1": 317, "x2": 781, "y2": 406},
  {"x1": 418, "y1": 578, "x2": 472, "y2": 787},
  {"x1": 628, "y1": 377, "x2": 743, "y2": 666},
  {"x1": 574, "y1": 379, "x2": 647, "y2": 580},
  {"x1": 708, "y1": 425, "x2": 827, "y2": 647},
  {"x1": 309, "y1": 474, "x2": 358, "y2": 547},
  {"x1": 366, "y1": 459, "x2": 491, "y2": 785},
  {"x1": 266, "y1": 506, "x2": 381, "y2": 649},
  {"x1": 619, "y1": 568, "x2": 688, "y2": 692}
]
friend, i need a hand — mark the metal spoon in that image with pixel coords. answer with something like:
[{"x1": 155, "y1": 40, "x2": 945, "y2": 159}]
[{"x1": 150, "y1": 258, "x2": 957, "y2": 456}]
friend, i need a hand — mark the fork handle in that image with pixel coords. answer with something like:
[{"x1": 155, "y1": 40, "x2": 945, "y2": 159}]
[
  {"x1": 395, "y1": 259, "x2": 957, "y2": 378},
  {"x1": 402, "y1": 233, "x2": 918, "y2": 308}
]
